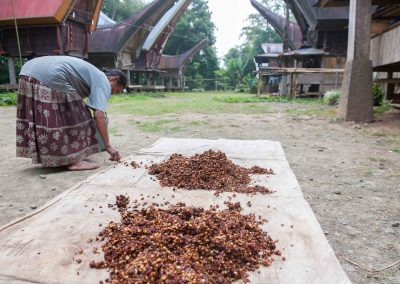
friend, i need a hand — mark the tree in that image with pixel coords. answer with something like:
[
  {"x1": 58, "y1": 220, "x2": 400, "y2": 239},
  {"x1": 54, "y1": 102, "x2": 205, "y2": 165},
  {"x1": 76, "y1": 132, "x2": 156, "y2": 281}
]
[
  {"x1": 101, "y1": 0, "x2": 146, "y2": 22},
  {"x1": 222, "y1": 1, "x2": 284, "y2": 90},
  {"x1": 0, "y1": 56, "x2": 24, "y2": 85},
  {"x1": 163, "y1": 0, "x2": 219, "y2": 90}
]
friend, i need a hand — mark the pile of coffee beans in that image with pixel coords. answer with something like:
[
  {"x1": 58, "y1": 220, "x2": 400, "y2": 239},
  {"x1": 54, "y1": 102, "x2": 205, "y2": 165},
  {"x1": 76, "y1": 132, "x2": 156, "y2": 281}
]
[
  {"x1": 148, "y1": 150, "x2": 273, "y2": 194},
  {"x1": 90, "y1": 197, "x2": 280, "y2": 283}
]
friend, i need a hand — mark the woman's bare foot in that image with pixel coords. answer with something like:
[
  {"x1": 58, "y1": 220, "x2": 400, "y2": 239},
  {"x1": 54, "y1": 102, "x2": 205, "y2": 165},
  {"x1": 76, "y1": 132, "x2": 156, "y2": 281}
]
[{"x1": 67, "y1": 160, "x2": 100, "y2": 171}]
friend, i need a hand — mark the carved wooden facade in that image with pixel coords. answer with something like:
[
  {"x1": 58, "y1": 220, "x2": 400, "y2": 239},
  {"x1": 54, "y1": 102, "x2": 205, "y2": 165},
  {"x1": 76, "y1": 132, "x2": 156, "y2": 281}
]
[
  {"x1": 316, "y1": 0, "x2": 400, "y2": 103},
  {"x1": 0, "y1": 0, "x2": 102, "y2": 58},
  {"x1": 88, "y1": 0, "x2": 176, "y2": 70}
]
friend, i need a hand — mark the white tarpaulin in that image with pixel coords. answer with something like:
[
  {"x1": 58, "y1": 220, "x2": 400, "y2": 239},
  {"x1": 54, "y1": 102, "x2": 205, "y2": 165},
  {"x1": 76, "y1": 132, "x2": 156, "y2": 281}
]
[{"x1": 0, "y1": 138, "x2": 350, "y2": 283}]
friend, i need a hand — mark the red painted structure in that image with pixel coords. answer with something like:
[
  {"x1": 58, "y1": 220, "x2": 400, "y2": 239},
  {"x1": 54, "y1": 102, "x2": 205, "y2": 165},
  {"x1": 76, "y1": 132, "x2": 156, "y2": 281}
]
[{"x1": 0, "y1": 0, "x2": 102, "y2": 58}]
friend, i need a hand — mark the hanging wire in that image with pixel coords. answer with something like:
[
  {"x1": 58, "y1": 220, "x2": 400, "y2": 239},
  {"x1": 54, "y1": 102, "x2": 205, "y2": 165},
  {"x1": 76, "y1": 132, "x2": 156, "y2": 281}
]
[{"x1": 10, "y1": 0, "x2": 23, "y2": 66}]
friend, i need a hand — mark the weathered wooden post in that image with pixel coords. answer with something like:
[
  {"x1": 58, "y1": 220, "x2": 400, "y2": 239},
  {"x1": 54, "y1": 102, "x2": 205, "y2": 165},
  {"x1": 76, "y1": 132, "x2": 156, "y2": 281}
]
[
  {"x1": 8, "y1": 57, "x2": 17, "y2": 86},
  {"x1": 338, "y1": 0, "x2": 373, "y2": 122},
  {"x1": 386, "y1": 72, "x2": 396, "y2": 102},
  {"x1": 125, "y1": 69, "x2": 131, "y2": 87}
]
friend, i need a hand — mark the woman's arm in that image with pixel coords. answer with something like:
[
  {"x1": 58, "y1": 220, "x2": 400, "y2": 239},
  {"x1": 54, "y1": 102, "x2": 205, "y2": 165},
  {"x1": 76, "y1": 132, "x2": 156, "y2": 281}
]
[{"x1": 94, "y1": 109, "x2": 121, "y2": 161}]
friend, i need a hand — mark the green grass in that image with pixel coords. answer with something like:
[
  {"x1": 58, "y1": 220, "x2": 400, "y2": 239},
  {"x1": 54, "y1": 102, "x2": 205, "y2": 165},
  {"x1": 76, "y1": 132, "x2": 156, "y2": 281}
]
[
  {"x1": 364, "y1": 170, "x2": 374, "y2": 176},
  {"x1": 213, "y1": 95, "x2": 323, "y2": 104},
  {"x1": 109, "y1": 92, "x2": 165, "y2": 103},
  {"x1": 132, "y1": 119, "x2": 182, "y2": 133},
  {"x1": 374, "y1": 104, "x2": 391, "y2": 114},
  {"x1": 0, "y1": 92, "x2": 17, "y2": 106},
  {"x1": 108, "y1": 92, "x2": 278, "y2": 115},
  {"x1": 108, "y1": 92, "x2": 324, "y2": 116},
  {"x1": 371, "y1": 131, "x2": 389, "y2": 137},
  {"x1": 188, "y1": 120, "x2": 208, "y2": 126},
  {"x1": 108, "y1": 127, "x2": 119, "y2": 135},
  {"x1": 390, "y1": 147, "x2": 400, "y2": 153},
  {"x1": 285, "y1": 108, "x2": 336, "y2": 116},
  {"x1": 368, "y1": 157, "x2": 389, "y2": 162}
]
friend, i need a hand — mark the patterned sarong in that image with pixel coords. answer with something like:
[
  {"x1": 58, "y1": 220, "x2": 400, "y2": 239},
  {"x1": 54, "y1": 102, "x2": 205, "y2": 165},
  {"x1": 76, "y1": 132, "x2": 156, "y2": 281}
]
[{"x1": 16, "y1": 76, "x2": 100, "y2": 167}]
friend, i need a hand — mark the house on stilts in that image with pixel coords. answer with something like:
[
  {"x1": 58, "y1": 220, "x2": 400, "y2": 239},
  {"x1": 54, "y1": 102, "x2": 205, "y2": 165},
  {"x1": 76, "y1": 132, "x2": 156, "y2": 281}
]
[
  {"x1": 0, "y1": 0, "x2": 102, "y2": 87},
  {"x1": 251, "y1": 0, "x2": 348, "y2": 97}
]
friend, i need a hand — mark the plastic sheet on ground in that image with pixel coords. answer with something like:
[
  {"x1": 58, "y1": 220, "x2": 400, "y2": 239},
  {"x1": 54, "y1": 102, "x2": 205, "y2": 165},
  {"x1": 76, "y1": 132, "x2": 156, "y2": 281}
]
[{"x1": 0, "y1": 138, "x2": 351, "y2": 283}]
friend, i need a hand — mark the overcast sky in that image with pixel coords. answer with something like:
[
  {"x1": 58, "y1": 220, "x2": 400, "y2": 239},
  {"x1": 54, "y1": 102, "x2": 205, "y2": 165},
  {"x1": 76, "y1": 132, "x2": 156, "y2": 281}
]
[
  {"x1": 143, "y1": 0, "x2": 258, "y2": 60},
  {"x1": 207, "y1": 0, "x2": 257, "y2": 59}
]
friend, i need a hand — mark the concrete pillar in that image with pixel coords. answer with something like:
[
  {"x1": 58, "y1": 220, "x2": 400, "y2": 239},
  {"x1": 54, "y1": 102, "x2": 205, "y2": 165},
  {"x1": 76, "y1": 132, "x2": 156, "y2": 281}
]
[
  {"x1": 338, "y1": 0, "x2": 373, "y2": 122},
  {"x1": 8, "y1": 57, "x2": 17, "y2": 85}
]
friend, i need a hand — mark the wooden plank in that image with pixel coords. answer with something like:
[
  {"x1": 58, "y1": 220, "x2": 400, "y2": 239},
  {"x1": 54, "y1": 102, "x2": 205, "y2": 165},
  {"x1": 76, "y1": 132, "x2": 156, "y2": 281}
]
[
  {"x1": 371, "y1": 24, "x2": 400, "y2": 68},
  {"x1": 389, "y1": 103, "x2": 400, "y2": 109},
  {"x1": 0, "y1": 139, "x2": 351, "y2": 284},
  {"x1": 373, "y1": 78, "x2": 400, "y2": 84},
  {"x1": 128, "y1": 84, "x2": 143, "y2": 89},
  {"x1": 260, "y1": 67, "x2": 345, "y2": 74},
  {"x1": 0, "y1": 84, "x2": 18, "y2": 90}
]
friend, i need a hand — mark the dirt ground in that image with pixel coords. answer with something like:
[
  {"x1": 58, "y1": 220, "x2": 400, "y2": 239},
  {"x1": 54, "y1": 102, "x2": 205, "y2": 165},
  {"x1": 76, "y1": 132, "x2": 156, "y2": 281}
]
[{"x1": 0, "y1": 103, "x2": 399, "y2": 283}]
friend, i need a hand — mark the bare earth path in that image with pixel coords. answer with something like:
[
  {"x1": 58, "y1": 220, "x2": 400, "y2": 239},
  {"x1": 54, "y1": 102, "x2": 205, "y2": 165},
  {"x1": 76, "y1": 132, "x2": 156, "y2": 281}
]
[{"x1": 0, "y1": 103, "x2": 399, "y2": 283}]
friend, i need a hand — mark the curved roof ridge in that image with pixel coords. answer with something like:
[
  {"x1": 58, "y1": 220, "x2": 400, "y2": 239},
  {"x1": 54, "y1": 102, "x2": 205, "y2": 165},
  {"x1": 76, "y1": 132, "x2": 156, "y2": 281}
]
[
  {"x1": 250, "y1": 0, "x2": 302, "y2": 50},
  {"x1": 159, "y1": 38, "x2": 208, "y2": 70}
]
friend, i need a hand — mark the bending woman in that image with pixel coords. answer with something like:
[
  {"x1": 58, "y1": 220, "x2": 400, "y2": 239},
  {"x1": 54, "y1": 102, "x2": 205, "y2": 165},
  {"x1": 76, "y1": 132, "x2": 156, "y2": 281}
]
[{"x1": 16, "y1": 56, "x2": 127, "y2": 170}]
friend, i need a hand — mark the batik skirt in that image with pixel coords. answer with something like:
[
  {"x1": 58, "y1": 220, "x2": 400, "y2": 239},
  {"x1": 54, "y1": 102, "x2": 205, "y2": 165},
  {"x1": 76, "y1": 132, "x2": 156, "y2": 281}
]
[{"x1": 16, "y1": 75, "x2": 100, "y2": 167}]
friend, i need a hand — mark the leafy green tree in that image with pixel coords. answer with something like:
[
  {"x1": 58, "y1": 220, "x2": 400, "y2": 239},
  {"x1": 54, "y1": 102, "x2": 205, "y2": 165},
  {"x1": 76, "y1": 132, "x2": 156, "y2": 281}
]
[
  {"x1": 223, "y1": 47, "x2": 251, "y2": 89},
  {"x1": 214, "y1": 69, "x2": 229, "y2": 91},
  {"x1": 222, "y1": 1, "x2": 284, "y2": 90},
  {"x1": 101, "y1": 0, "x2": 146, "y2": 22},
  {"x1": 0, "y1": 57, "x2": 9, "y2": 85},
  {"x1": 163, "y1": 0, "x2": 219, "y2": 90},
  {"x1": 0, "y1": 56, "x2": 24, "y2": 85}
]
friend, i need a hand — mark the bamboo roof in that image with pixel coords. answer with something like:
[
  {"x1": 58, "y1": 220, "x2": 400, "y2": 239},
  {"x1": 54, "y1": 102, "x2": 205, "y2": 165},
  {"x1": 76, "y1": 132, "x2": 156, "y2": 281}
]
[
  {"x1": 250, "y1": 0, "x2": 302, "y2": 50},
  {"x1": 142, "y1": 0, "x2": 191, "y2": 51},
  {"x1": 89, "y1": 0, "x2": 175, "y2": 55},
  {"x1": 285, "y1": 0, "x2": 348, "y2": 30},
  {"x1": 159, "y1": 38, "x2": 208, "y2": 71}
]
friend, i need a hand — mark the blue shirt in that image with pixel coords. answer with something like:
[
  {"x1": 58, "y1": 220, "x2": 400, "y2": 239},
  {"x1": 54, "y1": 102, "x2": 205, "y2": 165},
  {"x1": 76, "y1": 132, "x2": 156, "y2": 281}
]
[{"x1": 20, "y1": 56, "x2": 111, "y2": 112}]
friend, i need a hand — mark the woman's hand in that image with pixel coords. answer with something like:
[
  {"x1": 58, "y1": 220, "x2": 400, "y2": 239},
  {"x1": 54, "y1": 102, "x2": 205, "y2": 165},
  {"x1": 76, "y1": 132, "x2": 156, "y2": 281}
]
[{"x1": 106, "y1": 145, "x2": 121, "y2": 161}]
